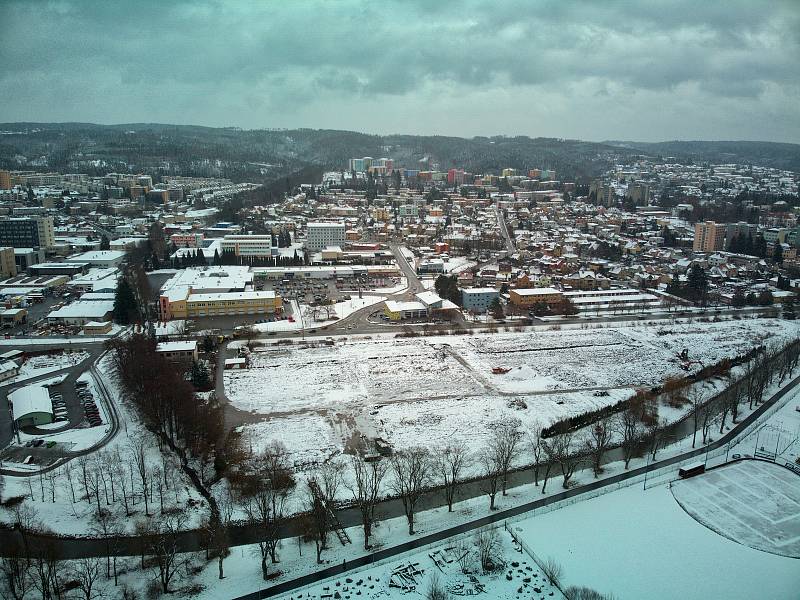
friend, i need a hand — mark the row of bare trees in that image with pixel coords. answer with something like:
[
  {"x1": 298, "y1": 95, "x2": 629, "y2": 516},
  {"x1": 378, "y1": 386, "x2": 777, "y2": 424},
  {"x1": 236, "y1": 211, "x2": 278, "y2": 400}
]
[
  {"x1": 107, "y1": 335, "x2": 224, "y2": 477},
  {"x1": 0, "y1": 504, "x2": 201, "y2": 599}
]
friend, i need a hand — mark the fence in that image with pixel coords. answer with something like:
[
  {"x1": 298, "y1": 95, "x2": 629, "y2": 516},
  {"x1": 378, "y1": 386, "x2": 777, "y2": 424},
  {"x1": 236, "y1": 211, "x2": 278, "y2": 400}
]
[{"x1": 504, "y1": 521, "x2": 568, "y2": 600}]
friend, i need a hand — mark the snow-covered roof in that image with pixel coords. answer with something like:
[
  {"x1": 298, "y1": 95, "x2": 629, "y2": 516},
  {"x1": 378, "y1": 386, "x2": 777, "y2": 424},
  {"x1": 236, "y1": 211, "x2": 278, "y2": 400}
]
[
  {"x1": 48, "y1": 301, "x2": 114, "y2": 319},
  {"x1": 512, "y1": 287, "x2": 562, "y2": 296},
  {"x1": 385, "y1": 300, "x2": 426, "y2": 312},
  {"x1": 10, "y1": 384, "x2": 53, "y2": 419},
  {"x1": 156, "y1": 341, "x2": 197, "y2": 353}
]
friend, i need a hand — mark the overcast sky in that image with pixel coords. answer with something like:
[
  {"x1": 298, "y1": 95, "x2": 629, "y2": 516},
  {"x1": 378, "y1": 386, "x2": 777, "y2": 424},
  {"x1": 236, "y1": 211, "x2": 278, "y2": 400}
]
[{"x1": 2, "y1": 0, "x2": 798, "y2": 143}]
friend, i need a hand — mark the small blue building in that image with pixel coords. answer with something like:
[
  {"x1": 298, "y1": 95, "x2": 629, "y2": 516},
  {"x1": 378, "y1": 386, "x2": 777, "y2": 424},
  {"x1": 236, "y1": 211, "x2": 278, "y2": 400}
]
[{"x1": 461, "y1": 287, "x2": 499, "y2": 313}]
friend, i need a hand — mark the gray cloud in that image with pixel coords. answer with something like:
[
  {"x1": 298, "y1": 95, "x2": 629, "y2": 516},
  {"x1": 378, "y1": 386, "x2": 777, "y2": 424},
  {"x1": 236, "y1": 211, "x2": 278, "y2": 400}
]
[{"x1": 0, "y1": 0, "x2": 798, "y2": 142}]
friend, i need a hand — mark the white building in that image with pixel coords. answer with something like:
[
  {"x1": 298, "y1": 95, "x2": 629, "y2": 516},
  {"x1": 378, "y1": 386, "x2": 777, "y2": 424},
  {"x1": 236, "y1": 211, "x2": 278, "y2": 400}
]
[
  {"x1": 65, "y1": 250, "x2": 126, "y2": 268},
  {"x1": 48, "y1": 300, "x2": 114, "y2": 326},
  {"x1": 306, "y1": 222, "x2": 346, "y2": 252},
  {"x1": 220, "y1": 235, "x2": 274, "y2": 258}
]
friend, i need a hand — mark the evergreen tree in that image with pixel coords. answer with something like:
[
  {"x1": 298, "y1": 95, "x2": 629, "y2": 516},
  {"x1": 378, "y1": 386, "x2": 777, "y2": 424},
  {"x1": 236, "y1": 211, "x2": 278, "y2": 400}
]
[
  {"x1": 783, "y1": 297, "x2": 796, "y2": 320},
  {"x1": 488, "y1": 297, "x2": 504, "y2": 320},
  {"x1": 213, "y1": 249, "x2": 220, "y2": 265},
  {"x1": 196, "y1": 248, "x2": 205, "y2": 265},
  {"x1": 100, "y1": 235, "x2": 111, "y2": 251},
  {"x1": 773, "y1": 243, "x2": 784, "y2": 264},
  {"x1": 687, "y1": 264, "x2": 708, "y2": 305},
  {"x1": 757, "y1": 290, "x2": 774, "y2": 306},
  {"x1": 191, "y1": 360, "x2": 211, "y2": 388},
  {"x1": 731, "y1": 290, "x2": 746, "y2": 308},
  {"x1": 113, "y1": 277, "x2": 138, "y2": 325}
]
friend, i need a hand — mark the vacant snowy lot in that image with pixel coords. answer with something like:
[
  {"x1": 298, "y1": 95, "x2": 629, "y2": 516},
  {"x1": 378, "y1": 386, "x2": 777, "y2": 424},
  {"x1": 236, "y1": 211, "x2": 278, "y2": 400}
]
[
  {"x1": 516, "y1": 479, "x2": 799, "y2": 600},
  {"x1": 225, "y1": 319, "x2": 800, "y2": 470},
  {"x1": 672, "y1": 460, "x2": 800, "y2": 557}
]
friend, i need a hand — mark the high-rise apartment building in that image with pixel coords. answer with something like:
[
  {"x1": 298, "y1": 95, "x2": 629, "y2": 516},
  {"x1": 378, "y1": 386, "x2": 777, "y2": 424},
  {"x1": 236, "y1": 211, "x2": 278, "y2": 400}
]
[
  {"x1": 0, "y1": 246, "x2": 17, "y2": 278},
  {"x1": 0, "y1": 170, "x2": 10, "y2": 190},
  {"x1": 693, "y1": 221, "x2": 726, "y2": 252},
  {"x1": 305, "y1": 222, "x2": 346, "y2": 251},
  {"x1": 0, "y1": 216, "x2": 55, "y2": 249}
]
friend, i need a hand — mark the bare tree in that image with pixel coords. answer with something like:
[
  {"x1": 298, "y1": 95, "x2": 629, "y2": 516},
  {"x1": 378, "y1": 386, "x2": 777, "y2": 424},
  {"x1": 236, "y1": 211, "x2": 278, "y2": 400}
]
[
  {"x1": 389, "y1": 448, "x2": 431, "y2": 535},
  {"x1": 526, "y1": 423, "x2": 545, "y2": 487},
  {"x1": 450, "y1": 537, "x2": 473, "y2": 575},
  {"x1": 90, "y1": 508, "x2": 117, "y2": 579},
  {"x1": 304, "y1": 479, "x2": 330, "y2": 563},
  {"x1": 129, "y1": 435, "x2": 150, "y2": 516},
  {"x1": 317, "y1": 459, "x2": 345, "y2": 505},
  {"x1": 71, "y1": 558, "x2": 102, "y2": 600},
  {"x1": 149, "y1": 512, "x2": 187, "y2": 594},
  {"x1": 347, "y1": 456, "x2": 386, "y2": 549},
  {"x1": 243, "y1": 476, "x2": 289, "y2": 579},
  {"x1": 544, "y1": 425, "x2": 580, "y2": 488},
  {"x1": 646, "y1": 418, "x2": 669, "y2": 461},
  {"x1": 699, "y1": 397, "x2": 717, "y2": 444},
  {"x1": 541, "y1": 556, "x2": 563, "y2": 588},
  {"x1": 479, "y1": 444, "x2": 502, "y2": 510},
  {"x1": 564, "y1": 586, "x2": 616, "y2": 599},
  {"x1": 436, "y1": 443, "x2": 468, "y2": 512},
  {"x1": 489, "y1": 419, "x2": 522, "y2": 495},
  {"x1": 0, "y1": 542, "x2": 30, "y2": 600},
  {"x1": 616, "y1": 406, "x2": 645, "y2": 469},
  {"x1": 473, "y1": 526, "x2": 501, "y2": 574},
  {"x1": 30, "y1": 543, "x2": 62, "y2": 600},
  {"x1": 688, "y1": 387, "x2": 705, "y2": 448},
  {"x1": 583, "y1": 418, "x2": 613, "y2": 477},
  {"x1": 63, "y1": 461, "x2": 77, "y2": 504},
  {"x1": 213, "y1": 490, "x2": 233, "y2": 579}
]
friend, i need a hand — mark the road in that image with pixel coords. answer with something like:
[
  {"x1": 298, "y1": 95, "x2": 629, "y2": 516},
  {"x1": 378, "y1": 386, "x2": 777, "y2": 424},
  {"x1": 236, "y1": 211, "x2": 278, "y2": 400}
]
[
  {"x1": 495, "y1": 203, "x2": 516, "y2": 255},
  {"x1": 2, "y1": 367, "x2": 796, "y2": 567}
]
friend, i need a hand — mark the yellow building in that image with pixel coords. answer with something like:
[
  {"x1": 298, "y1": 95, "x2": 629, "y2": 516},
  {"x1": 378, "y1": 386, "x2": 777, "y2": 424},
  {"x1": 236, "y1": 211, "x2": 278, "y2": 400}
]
[
  {"x1": 160, "y1": 290, "x2": 282, "y2": 320},
  {"x1": 0, "y1": 170, "x2": 10, "y2": 190},
  {"x1": 509, "y1": 287, "x2": 563, "y2": 308},
  {"x1": 0, "y1": 246, "x2": 17, "y2": 278},
  {"x1": 693, "y1": 221, "x2": 725, "y2": 253}
]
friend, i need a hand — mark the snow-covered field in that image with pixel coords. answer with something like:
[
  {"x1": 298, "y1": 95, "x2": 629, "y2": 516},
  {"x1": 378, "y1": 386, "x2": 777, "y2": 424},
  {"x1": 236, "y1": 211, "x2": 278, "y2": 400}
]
[
  {"x1": 672, "y1": 460, "x2": 800, "y2": 557},
  {"x1": 514, "y1": 477, "x2": 799, "y2": 600},
  {"x1": 2, "y1": 350, "x2": 89, "y2": 386},
  {"x1": 226, "y1": 319, "x2": 800, "y2": 472},
  {"x1": 251, "y1": 296, "x2": 386, "y2": 333}
]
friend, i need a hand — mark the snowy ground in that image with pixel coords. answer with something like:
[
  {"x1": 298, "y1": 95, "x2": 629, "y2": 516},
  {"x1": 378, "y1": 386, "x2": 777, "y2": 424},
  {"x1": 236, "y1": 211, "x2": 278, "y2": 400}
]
[
  {"x1": 513, "y1": 479, "x2": 799, "y2": 600},
  {"x1": 226, "y1": 319, "x2": 800, "y2": 474},
  {"x1": 1, "y1": 350, "x2": 89, "y2": 386},
  {"x1": 251, "y1": 296, "x2": 386, "y2": 333},
  {"x1": 0, "y1": 356, "x2": 209, "y2": 536},
  {"x1": 672, "y1": 460, "x2": 800, "y2": 557}
]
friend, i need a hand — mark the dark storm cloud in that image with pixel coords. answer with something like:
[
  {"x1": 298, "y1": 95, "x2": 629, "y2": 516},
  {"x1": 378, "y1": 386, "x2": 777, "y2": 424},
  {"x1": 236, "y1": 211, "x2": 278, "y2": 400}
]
[{"x1": 0, "y1": 0, "x2": 798, "y2": 142}]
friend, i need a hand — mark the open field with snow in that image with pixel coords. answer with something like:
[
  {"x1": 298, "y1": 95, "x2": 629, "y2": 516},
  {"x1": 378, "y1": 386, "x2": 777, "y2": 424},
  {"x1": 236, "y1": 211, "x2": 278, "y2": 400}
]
[
  {"x1": 515, "y1": 474, "x2": 800, "y2": 600},
  {"x1": 672, "y1": 460, "x2": 800, "y2": 557},
  {"x1": 226, "y1": 318, "x2": 800, "y2": 472}
]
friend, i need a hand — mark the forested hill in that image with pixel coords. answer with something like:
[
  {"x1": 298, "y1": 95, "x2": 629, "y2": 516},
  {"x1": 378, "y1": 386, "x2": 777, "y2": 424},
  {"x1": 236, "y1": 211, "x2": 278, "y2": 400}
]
[
  {"x1": 606, "y1": 140, "x2": 800, "y2": 173},
  {"x1": 0, "y1": 122, "x2": 797, "y2": 184}
]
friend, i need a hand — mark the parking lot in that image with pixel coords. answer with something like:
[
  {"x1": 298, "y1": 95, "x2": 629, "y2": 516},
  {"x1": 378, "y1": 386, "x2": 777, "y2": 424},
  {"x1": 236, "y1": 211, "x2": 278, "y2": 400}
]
[{"x1": 256, "y1": 275, "x2": 400, "y2": 306}]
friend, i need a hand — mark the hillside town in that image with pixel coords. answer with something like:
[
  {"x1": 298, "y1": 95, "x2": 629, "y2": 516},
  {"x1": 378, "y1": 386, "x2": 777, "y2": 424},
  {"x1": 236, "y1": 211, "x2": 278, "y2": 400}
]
[
  {"x1": 1, "y1": 154, "x2": 796, "y2": 335},
  {"x1": 0, "y1": 154, "x2": 799, "y2": 600}
]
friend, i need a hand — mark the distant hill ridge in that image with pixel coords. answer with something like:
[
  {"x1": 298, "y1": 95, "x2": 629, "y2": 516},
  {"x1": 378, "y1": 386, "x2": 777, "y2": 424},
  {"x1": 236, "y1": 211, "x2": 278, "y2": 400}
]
[{"x1": 1, "y1": 122, "x2": 797, "y2": 181}]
